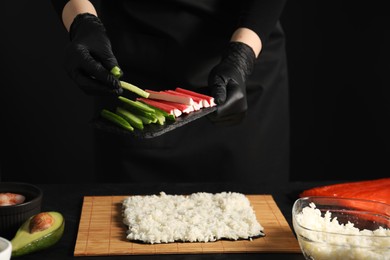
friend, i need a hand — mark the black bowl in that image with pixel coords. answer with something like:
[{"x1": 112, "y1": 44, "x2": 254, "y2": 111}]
[{"x1": 0, "y1": 182, "x2": 43, "y2": 239}]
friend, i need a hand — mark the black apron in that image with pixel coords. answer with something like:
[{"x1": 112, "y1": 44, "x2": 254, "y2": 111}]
[{"x1": 95, "y1": 0, "x2": 290, "y2": 183}]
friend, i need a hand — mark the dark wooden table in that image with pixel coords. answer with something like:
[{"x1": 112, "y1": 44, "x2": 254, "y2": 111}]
[{"x1": 12, "y1": 181, "x2": 342, "y2": 260}]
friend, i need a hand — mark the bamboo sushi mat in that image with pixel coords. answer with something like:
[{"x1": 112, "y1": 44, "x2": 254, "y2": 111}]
[{"x1": 74, "y1": 195, "x2": 301, "y2": 256}]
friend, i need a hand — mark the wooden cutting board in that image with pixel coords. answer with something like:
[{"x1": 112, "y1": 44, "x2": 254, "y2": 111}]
[{"x1": 74, "y1": 195, "x2": 301, "y2": 256}]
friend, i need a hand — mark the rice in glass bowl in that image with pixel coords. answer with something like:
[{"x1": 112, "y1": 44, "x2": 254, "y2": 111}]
[{"x1": 292, "y1": 196, "x2": 390, "y2": 260}]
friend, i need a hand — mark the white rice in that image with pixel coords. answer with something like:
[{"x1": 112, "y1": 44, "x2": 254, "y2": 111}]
[
  {"x1": 295, "y1": 202, "x2": 390, "y2": 260},
  {"x1": 122, "y1": 191, "x2": 264, "y2": 244}
]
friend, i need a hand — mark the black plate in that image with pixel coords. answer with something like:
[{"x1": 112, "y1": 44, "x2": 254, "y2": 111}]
[{"x1": 92, "y1": 106, "x2": 217, "y2": 139}]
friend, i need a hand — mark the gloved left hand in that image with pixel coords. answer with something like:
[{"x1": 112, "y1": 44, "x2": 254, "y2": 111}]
[
  {"x1": 64, "y1": 13, "x2": 123, "y2": 96},
  {"x1": 208, "y1": 42, "x2": 256, "y2": 125}
]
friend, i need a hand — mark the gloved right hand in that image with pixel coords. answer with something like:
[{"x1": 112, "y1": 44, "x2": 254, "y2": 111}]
[
  {"x1": 64, "y1": 13, "x2": 123, "y2": 95},
  {"x1": 207, "y1": 42, "x2": 256, "y2": 126}
]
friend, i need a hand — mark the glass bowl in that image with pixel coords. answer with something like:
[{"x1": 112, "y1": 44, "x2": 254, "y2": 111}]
[{"x1": 292, "y1": 196, "x2": 390, "y2": 260}]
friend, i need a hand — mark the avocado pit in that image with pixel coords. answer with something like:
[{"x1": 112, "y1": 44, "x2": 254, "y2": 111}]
[{"x1": 29, "y1": 212, "x2": 54, "y2": 233}]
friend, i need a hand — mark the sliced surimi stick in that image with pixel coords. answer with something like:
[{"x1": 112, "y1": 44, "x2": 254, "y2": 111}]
[
  {"x1": 146, "y1": 89, "x2": 194, "y2": 106},
  {"x1": 165, "y1": 90, "x2": 203, "y2": 110},
  {"x1": 174, "y1": 87, "x2": 216, "y2": 107},
  {"x1": 153, "y1": 99, "x2": 194, "y2": 114},
  {"x1": 137, "y1": 98, "x2": 182, "y2": 117}
]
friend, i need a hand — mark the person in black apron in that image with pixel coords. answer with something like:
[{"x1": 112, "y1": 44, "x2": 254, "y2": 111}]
[{"x1": 51, "y1": 0, "x2": 289, "y2": 184}]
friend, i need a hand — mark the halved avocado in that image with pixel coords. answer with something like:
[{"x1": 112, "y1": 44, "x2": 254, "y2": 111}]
[{"x1": 11, "y1": 211, "x2": 65, "y2": 257}]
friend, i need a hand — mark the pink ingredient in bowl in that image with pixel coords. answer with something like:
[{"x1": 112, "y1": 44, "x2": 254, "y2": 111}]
[{"x1": 0, "y1": 193, "x2": 26, "y2": 206}]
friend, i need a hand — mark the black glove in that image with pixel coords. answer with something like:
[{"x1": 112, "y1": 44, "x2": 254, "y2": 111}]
[
  {"x1": 64, "y1": 13, "x2": 123, "y2": 95},
  {"x1": 208, "y1": 42, "x2": 256, "y2": 125}
]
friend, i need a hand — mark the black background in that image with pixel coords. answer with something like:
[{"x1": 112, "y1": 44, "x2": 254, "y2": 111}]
[{"x1": 0, "y1": 1, "x2": 389, "y2": 183}]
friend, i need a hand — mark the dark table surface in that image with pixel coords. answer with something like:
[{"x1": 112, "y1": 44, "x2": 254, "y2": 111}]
[{"x1": 11, "y1": 180, "x2": 342, "y2": 260}]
